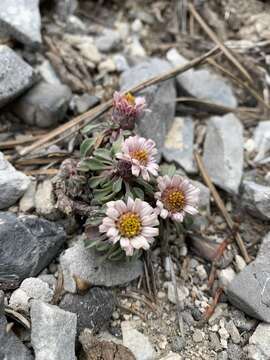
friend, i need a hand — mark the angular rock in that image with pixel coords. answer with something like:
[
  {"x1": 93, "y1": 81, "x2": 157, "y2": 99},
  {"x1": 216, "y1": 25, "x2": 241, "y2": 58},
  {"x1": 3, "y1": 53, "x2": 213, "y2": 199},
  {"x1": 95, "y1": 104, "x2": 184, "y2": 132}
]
[
  {"x1": 203, "y1": 114, "x2": 244, "y2": 194},
  {"x1": 227, "y1": 232, "x2": 270, "y2": 322},
  {"x1": 167, "y1": 48, "x2": 237, "y2": 108},
  {"x1": 0, "y1": 212, "x2": 66, "y2": 288},
  {"x1": 71, "y1": 94, "x2": 100, "y2": 114},
  {"x1": 9, "y1": 277, "x2": 53, "y2": 313},
  {"x1": 31, "y1": 300, "x2": 77, "y2": 360},
  {"x1": 241, "y1": 180, "x2": 270, "y2": 220},
  {"x1": 95, "y1": 29, "x2": 121, "y2": 53},
  {"x1": 163, "y1": 117, "x2": 196, "y2": 174},
  {"x1": 167, "y1": 282, "x2": 189, "y2": 304},
  {"x1": 13, "y1": 81, "x2": 72, "y2": 128},
  {"x1": 218, "y1": 267, "x2": 236, "y2": 291},
  {"x1": 253, "y1": 121, "x2": 270, "y2": 162},
  {"x1": 0, "y1": 46, "x2": 35, "y2": 108},
  {"x1": 35, "y1": 179, "x2": 60, "y2": 220},
  {"x1": 120, "y1": 58, "x2": 176, "y2": 157},
  {"x1": 247, "y1": 323, "x2": 270, "y2": 360},
  {"x1": 0, "y1": 291, "x2": 33, "y2": 359},
  {"x1": 60, "y1": 287, "x2": 115, "y2": 333},
  {"x1": 121, "y1": 321, "x2": 156, "y2": 360},
  {"x1": 0, "y1": 0, "x2": 41, "y2": 48},
  {"x1": 60, "y1": 239, "x2": 143, "y2": 291},
  {"x1": 37, "y1": 60, "x2": 61, "y2": 85},
  {"x1": 0, "y1": 151, "x2": 30, "y2": 209}
]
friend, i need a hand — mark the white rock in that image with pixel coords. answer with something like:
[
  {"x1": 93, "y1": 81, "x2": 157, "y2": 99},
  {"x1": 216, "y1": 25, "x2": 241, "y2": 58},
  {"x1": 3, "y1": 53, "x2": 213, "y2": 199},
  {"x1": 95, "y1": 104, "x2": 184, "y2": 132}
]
[
  {"x1": 98, "y1": 58, "x2": 116, "y2": 73},
  {"x1": 167, "y1": 282, "x2": 189, "y2": 304},
  {"x1": 121, "y1": 321, "x2": 156, "y2": 360},
  {"x1": 218, "y1": 267, "x2": 236, "y2": 291},
  {"x1": 127, "y1": 37, "x2": 146, "y2": 58},
  {"x1": 254, "y1": 121, "x2": 270, "y2": 162},
  {"x1": 19, "y1": 180, "x2": 36, "y2": 213},
  {"x1": 225, "y1": 320, "x2": 241, "y2": 344},
  {"x1": 203, "y1": 114, "x2": 244, "y2": 194},
  {"x1": 193, "y1": 329, "x2": 204, "y2": 343},
  {"x1": 196, "y1": 265, "x2": 208, "y2": 281},
  {"x1": 77, "y1": 42, "x2": 102, "y2": 64},
  {"x1": 37, "y1": 60, "x2": 61, "y2": 85},
  {"x1": 9, "y1": 277, "x2": 53, "y2": 313},
  {"x1": 31, "y1": 300, "x2": 77, "y2": 360},
  {"x1": 234, "y1": 255, "x2": 246, "y2": 272},
  {"x1": 113, "y1": 54, "x2": 129, "y2": 72},
  {"x1": 131, "y1": 19, "x2": 143, "y2": 33},
  {"x1": 248, "y1": 323, "x2": 270, "y2": 360},
  {"x1": 35, "y1": 179, "x2": 59, "y2": 220},
  {"x1": 0, "y1": 151, "x2": 30, "y2": 209}
]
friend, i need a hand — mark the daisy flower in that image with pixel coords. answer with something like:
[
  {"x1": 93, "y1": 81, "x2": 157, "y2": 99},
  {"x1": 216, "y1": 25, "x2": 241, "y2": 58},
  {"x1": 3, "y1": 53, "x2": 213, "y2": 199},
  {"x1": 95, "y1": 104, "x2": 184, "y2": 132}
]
[
  {"x1": 99, "y1": 197, "x2": 159, "y2": 256},
  {"x1": 155, "y1": 175, "x2": 200, "y2": 222},
  {"x1": 116, "y1": 135, "x2": 159, "y2": 181},
  {"x1": 112, "y1": 91, "x2": 148, "y2": 130}
]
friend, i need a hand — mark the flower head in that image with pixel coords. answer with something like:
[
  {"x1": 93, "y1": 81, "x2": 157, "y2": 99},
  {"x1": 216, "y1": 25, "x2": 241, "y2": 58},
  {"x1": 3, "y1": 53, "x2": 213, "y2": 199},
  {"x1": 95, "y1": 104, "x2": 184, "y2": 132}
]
[
  {"x1": 99, "y1": 197, "x2": 159, "y2": 256},
  {"x1": 116, "y1": 135, "x2": 159, "y2": 181},
  {"x1": 155, "y1": 175, "x2": 200, "y2": 222},
  {"x1": 112, "y1": 91, "x2": 148, "y2": 130}
]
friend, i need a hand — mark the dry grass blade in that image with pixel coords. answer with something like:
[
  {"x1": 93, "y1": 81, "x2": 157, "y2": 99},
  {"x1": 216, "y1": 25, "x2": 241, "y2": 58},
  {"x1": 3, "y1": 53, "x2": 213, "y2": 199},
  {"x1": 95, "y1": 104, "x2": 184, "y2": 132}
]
[
  {"x1": 17, "y1": 46, "x2": 219, "y2": 160},
  {"x1": 194, "y1": 151, "x2": 251, "y2": 263},
  {"x1": 188, "y1": 3, "x2": 252, "y2": 84},
  {"x1": 0, "y1": 135, "x2": 43, "y2": 150},
  {"x1": 169, "y1": 256, "x2": 185, "y2": 340},
  {"x1": 4, "y1": 308, "x2": 31, "y2": 329},
  {"x1": 23, "y1": 168, "x2": 59, "y2": 176},
  {"x1": 176, "y1": 97, "x2": 259, "y2": 115},
  {"x1": 51, "y1": 267, "x2": 64, "y2": 305}
]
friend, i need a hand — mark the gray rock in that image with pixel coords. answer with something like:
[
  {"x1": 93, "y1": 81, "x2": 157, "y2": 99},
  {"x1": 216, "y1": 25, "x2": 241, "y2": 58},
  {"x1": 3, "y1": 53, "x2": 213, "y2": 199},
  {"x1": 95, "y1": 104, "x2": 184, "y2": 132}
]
[
  {"x1": 167, "y1": 48, "x2": 237, "y2": 108},
  {"x1": 19, "y1": 180, "x2": 36, "y2": 213},
  {"x1": 121, "y1": 321, "x2": 156, "y2": 360},
  {"x1": 218, "y1": 267, "x2": 236, "y2": 291},
  {"x1": 253, "y1": 121, "x2": 270, "y2": 163},
  {"x1": 60, "y1": 239, "x2": 143, "y2": 291},
  {"x1": 0, "y1": 212, "x2": 66, "y2": 289},
  {"x1": 60, "y1": 287, "x2": 115, "y2": 333},
  {"x1": 35, "y1": 179, "x2": 60, "y2": 220},
  {"x1": 227, "y1": 344, "x2": 244, "y2": 360},
  {"x1": 190, "y1": 180, "x2": 210, "y2": 214},
  {"x1": 0, "y1": 45, "x2": 35, "y2": 108},
  {"x1": 95, "y1": 29, "x2": 121, "y2": 53},
  {"x1": 37, "y1": 60, "x2": 61, "y2": 85},
  {"x1": 247, "y1": 323, "x2": 270, "y2": 360},
  {"x1": 31, "y1": 300, "x2": 77, "y2": 360},
  {"x1": 0, "y1": 291, "x2": 33, "y2": 359},
  {"x1": 227, "y1": 232, "x2": 270, "y2": 322},
  {"x1": 55, "y1": 0, "x2": 78, "y2": 21},
  {"x1": 9, "y1": 277, "x2": 53, "y2": 313},
  {"x1": 71, "y1": 94, "x2": 100, "y2": 114},
  {"x1": 0, "y1": 151, "x2": 30, "y2": 209},
  {"x1": 13, "y1": 81, "x2": 72, "y2": 128},
  {"x1": 113, "y1": 54, "x2": 130, "y2": 72},
  {"x1": 225, "y1": 320, "x2": 241, "y2": 344},
  {"x1": 203, "y1": 114, "x2": 244, "y2": 194},
  {"x1": 120, "y1": 58, "x2": 176, "y2": 157},
  {"x1": 167, "y1": 282, "x2": 189, "y2": 304},
  {"x1": 0, "y1": 0, "x2": 41, "y2": 47},
  {"x1": 163, "y1": 117, "x2": 196, "y2": 174},
  {"x1": 241, "y1": 180, "x2": 270, "y2": 220}
]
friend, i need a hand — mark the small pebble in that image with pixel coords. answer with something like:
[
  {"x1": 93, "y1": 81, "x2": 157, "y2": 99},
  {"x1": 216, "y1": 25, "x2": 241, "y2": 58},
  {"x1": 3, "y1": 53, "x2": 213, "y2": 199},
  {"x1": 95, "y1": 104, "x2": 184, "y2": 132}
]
[{"x1": 193, "y1": 329, "x2": 204, "y2": 343}]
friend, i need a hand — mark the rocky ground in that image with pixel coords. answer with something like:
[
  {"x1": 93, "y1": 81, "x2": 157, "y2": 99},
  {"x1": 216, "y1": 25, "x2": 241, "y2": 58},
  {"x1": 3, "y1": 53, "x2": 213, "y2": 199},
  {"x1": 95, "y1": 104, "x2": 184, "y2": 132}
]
[{"x1": 1, "y1": 0, "x2": 270, "y2": 359}]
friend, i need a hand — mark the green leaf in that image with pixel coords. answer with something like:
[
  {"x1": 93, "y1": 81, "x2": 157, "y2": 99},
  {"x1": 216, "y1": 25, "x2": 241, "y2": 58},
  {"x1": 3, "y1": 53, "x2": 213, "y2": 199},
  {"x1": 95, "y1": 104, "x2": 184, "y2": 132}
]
[
  {"x1": 82, "y1": 123, "x2": 102, "y2": 135},
  {"x1": 80, "y1": 158, "x2": 112, "y2": 171},
  {"x1": 112, "y1": 178, "x2": 122, "y2": 193},
  {"x1": 135, "y1": 178, "x2": 154, "y2": 194},
  {"x1": 94, "y1": 148, "x2": 113, "y2": 162},
  {"x1": 111, "y1": 134, "x2": 124, "y2": 156},
  {"x1": 80, "y1": 138, "x2": 95, "y2": 157},
  {"x1": 84, "y1": 239, "x2": 101, "y2": 249},
  {"x1": 160, "y1": 163, "x2": 176, "y2": 177},
  {"x1": 88, "y1": 175, "x2": 106, "y2": 189},
  {"x1": 132, "y1": 187, "x2": 144, "y2": 200}
]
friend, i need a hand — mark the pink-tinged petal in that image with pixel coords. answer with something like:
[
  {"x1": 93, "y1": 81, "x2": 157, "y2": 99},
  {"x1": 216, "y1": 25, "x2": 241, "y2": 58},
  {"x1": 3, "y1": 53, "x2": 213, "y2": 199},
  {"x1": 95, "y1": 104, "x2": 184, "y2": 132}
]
[
  {"x1": 125, "y1": 245, "x2": 134, "y2": 256},
  {"x1": 142, "y1": 214, "x2": 159, "y2": 226},
  {"x1": 131, "y1": 164, "x2": 140, "y2": 177},
  {"x1": 133, "y1": 198, "x2": 143, "y2": 213},
  {"x1": 120, "y1": 237, "x2": 130, "y2": 247},
  {"x1": 114, "y1": 200, "x2": 127, "y2": 214},
  {"x1": 172, "y1": 212, "x2": 184, "y2": 222},
  {"x1": 102, "y1": 217, "x2": 115, "y2": 228},
  {"x1": 107, "y1": 227, "x2": 119, "y2": 237},
  {"x1": 127, "y1": 197, "x2": 134, "y2": 211},
  {"x1": 99, "y1": 224, "x2": 107, "y2": 233},
  {"x1": 141, "y1": 227, "x2": 159, "y2": 237},
  {"x1": 160, "y1": 209, "x2": 169, "y2": 219},
  {"x1": 131, "y1": 235, "x2": 150, "y2": 250},
  {"x1": 184, "y1": 205, "x2": 199, "y2": 215},
  {"x1": 142, "y1": 169, "x2": 150, "y2": 181},
  {"x1": 106, "y1": 207, "x2": 119, "y2": 220}
]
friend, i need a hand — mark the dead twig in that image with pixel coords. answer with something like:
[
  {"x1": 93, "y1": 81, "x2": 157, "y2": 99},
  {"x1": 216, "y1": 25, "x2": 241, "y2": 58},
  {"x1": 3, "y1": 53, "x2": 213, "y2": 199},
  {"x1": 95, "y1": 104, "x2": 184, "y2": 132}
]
[
  {"x1": 199, "y1": 287, "x2": 223, "y2": 325},
  {"x1": 4, "y1": 308, "x2": 31, "y2": 329},
  {"x1": 194, "y1": 152, "x2": 251, "y2": 263},
  {"x1": 118, "y1": 304, "x2": 147, "y2": 322},
  {"x1": 0, "y1": 135, "x2": 43, "y2": 150},
  {"x1": 23, "y1": 168, "x2": 59, "y2": 176},
  {"x1": 188, "y1": 3, "x2": 253, "y2": 84},
  {"x1": 169, "y1": 256, "x2": 185, "y2": 341},
  {"x1": 16, "y1": 46, "x2": 219, "y2": 160},
  {"x1": 119, "y1": 292, "x2": 157, "y2": 313}
]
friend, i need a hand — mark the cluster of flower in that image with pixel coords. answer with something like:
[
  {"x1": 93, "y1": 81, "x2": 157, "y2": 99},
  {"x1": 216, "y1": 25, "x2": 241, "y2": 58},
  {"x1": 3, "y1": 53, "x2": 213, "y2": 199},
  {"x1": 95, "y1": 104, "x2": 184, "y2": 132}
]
[{"x1": 79, "y1": 92, "x2": 200, "y2": 259}]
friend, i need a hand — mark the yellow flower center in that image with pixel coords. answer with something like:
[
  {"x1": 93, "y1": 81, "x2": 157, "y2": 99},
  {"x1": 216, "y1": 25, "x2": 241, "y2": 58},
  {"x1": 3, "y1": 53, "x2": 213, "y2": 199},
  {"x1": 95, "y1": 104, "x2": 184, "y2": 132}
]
[
  {"x1": 124, "y1": 92, "x2": 136, "y2": 105},
  {"x1": 117, "y1": 212, "x2": 141, "y2": 238},
  {"x1": 131, "y1": 149, "x2": 148, "y2": 165},
  {"x1": 162, "y1": 187, "x2": 186, "y2": 213}
]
